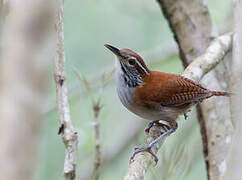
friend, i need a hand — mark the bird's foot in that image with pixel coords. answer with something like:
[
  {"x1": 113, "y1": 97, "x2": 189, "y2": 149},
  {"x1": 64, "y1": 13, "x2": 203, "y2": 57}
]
[
  {"x1": 130, "y1": 126, "x2": 177, "y2": 164},
  {"x1": 130, "y1": 145, "x2": 158, "y2": 165}
]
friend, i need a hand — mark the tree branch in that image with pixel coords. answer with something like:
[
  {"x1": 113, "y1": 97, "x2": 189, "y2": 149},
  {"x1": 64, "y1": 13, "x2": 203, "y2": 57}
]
[
  {"x1": 223, "y1": 0, "x2": 242, "y2": 178},
  {"x1": 157, "y1": 1, "x2": 233, "y2": 179},
  {"x1": 183, "y1": 32, "x2": 233, "y2": 80},
  {"x1": 91, "y1": 104, "x2": 102, "y2": 180},
  {"x1": 0, "y1": 1, "x2": 54, "y2": 179},
  {"x1": 123, "y1": 33, "x2": 232, "y2": 180},
  {"x1": 182, "y1": 30, "x2": 232, "y2": 180},
  {"x1": 157, "y1": 0, "x2": 214, "y2": 66},
  {"x1": 54, "y1": 1, "x2": 78, "y2": 180}
]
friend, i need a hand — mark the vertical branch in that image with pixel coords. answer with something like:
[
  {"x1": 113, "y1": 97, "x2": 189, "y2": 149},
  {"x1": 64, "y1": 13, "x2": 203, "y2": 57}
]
[
  {"x1": 80, "y1": 120, "x2": 143, "y2": 180},
  {"x1": 223, "y1": 0, "x2": 242, "y2": 179},
  {"x1": 92, "y1": 104, "x2": 102, "y2": 180},
  {"x1": 155, "y1": 3, "x2": 214, "y2": 177},
  {"x1": 54, "y1": 0, "x2": 78, "y2": 180},
  {"x1": 196, "y1": 104, "x2": 209, "y2": 179},
  {"x1": 74, "y1": 69, "x2": 109, "y2": 180},
  {"x1": 157, "y1": 0, "x2": 214, "y2": 65},
  {"x1": 157, "y1": 1, "x2": 233, "y2": 179},
  {"x1": 0, "y1": 0, "x2": 54, "y2": 179}
]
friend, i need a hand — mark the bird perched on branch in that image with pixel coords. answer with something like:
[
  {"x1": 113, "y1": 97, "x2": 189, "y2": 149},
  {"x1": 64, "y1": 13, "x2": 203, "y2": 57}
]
[{"x1": 105, "y1": 44, "x2": 229, "y2": 163}]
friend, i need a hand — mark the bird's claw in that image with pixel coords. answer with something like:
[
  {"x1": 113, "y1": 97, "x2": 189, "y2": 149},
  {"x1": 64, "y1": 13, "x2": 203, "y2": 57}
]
[
  {"x1": 129, "y1": 146, "x2": 159, "y2": 165},
  {"x1": 132, "y1": 122, "x2": 177, "y2": 165}
]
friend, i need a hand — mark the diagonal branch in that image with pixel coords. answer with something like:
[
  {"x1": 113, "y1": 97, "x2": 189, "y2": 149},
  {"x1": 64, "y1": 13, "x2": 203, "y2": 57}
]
[
  {"x1": 123, "y1": 32, "x2": 233, "y2": 180},
  {"x1": 183, "y1": 32, "x2": 233, "y2": 80},
  {"x1": 54, "y1": 1, "x2": 78, "y2": 180}
]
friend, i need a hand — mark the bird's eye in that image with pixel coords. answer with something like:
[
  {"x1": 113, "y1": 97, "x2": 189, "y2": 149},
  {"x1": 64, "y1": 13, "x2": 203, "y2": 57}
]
[{"x1": 128, "y1": 58, "x2": 136, "y2": 65}]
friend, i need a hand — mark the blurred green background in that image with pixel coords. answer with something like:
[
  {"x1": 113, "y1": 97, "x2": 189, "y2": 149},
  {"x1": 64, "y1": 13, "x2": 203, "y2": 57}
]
[{"x1": 33, "y1": 0, "x2": 232, "y2": 179}]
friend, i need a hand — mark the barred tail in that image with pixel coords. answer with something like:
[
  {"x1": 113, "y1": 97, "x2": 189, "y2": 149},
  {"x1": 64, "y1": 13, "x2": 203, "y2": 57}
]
[{"x1": 212, "y1": 91, "x2": 231, "y2": 97}]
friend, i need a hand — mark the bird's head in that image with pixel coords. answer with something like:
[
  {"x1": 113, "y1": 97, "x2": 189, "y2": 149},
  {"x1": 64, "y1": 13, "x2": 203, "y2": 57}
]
[{"x1": 105, "y1": 44, "x2": 150, "y2": 87}]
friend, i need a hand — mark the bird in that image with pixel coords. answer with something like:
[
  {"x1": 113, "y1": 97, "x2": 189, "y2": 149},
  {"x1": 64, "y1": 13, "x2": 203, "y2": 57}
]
[{"x1": 104, "y1": 44, "x2": 229, "y2": 163}]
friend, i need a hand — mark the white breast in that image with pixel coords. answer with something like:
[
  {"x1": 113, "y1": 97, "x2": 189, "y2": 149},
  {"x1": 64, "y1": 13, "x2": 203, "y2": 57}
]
[{"x1": 115, "y1": 58, "x2": 180, "y2": 121}]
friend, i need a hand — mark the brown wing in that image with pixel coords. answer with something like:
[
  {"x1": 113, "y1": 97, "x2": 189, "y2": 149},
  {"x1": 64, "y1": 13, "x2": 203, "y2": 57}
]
[{"x1": 133, "y1": 71, "x2": 212, "y2": 107}]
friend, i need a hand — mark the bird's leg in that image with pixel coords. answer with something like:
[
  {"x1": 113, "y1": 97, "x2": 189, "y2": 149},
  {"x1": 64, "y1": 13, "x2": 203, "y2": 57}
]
[
  {"x1": 145, "y1": 120, "x2": 171, "y2": 134},
  {"x1": 144, "y1": 120, "x2": 158, "y2": 134},
  {"x1": 131, "y1": 121, "x2": 178, "y2": 164}
]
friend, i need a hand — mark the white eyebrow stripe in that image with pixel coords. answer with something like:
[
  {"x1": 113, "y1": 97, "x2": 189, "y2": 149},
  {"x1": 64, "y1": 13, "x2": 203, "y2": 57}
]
[{"x1": 135, "y1": 59, "x2": 149, "y2": 75}]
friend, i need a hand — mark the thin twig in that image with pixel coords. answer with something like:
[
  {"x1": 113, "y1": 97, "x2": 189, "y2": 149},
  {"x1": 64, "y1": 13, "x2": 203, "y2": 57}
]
[
  {"x1": 92, "y1": 103, "x2": 102, "y2": 180},
  {"x1": 54, "y1": 1, "x2": 78, "y2": 180},
  {"x1": 79, "y1": 119, "x2": 144, "y2": 180},
  {"x1": 74, "y1": 69, "x2": 114, "y2": 180},
  {"x1": 123, "y1": 33, "x2": 233, "y2": 180}
]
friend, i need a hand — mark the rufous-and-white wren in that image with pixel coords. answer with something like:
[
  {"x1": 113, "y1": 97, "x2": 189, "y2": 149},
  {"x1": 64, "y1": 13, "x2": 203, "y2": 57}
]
[{"x1": 105, "y1": 44, "x2": 229, "y2": 163}]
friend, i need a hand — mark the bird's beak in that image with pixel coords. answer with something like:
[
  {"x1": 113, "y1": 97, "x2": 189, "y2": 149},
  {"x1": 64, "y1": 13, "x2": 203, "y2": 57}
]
[{"x1": 104, "y1": 44, "x2": 122, "y2": 57}]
